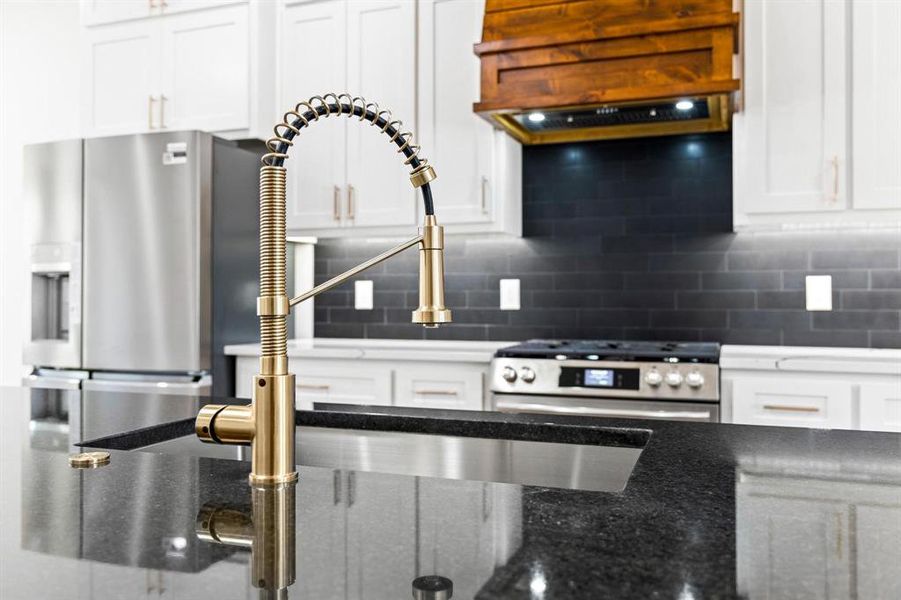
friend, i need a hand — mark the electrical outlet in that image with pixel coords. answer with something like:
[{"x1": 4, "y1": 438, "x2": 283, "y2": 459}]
[
  {"x1": 805, "y1": 275, "x2": 832, "y2": 311},
  {"x1": 355, "y1": 280, "x2": 374, "y2": 310},
  {"x1": 500, "y1": 279, "x2": 520, "y2": 310}
]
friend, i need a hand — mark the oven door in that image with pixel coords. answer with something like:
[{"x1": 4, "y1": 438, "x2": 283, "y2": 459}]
[{"x1": 492, "y1": 393, "x2": 719, "y2": 423}]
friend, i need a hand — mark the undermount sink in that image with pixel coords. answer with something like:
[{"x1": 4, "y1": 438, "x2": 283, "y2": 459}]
[{"x1": 84, "y1": 416, "x2": 648, "y2": 493}]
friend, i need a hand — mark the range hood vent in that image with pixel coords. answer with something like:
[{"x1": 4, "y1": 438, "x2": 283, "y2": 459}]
[{"x1": 474, "y1": 0, "x2": 741, "y2": 144}]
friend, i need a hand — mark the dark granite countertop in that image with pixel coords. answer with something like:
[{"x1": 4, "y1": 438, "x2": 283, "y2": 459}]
[{"x1": 2, "y1": 385, "x2": 900, "y2": 599}]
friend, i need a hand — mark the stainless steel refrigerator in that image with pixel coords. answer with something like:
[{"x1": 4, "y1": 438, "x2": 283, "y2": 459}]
[{"x1": 23, "y1": 131, "x2": 263, "y2": 400}]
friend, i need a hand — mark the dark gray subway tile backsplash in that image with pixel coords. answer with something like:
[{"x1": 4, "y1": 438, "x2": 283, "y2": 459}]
[{"x1": 314, "y1": 132, "x2": 901, "y2": 348}]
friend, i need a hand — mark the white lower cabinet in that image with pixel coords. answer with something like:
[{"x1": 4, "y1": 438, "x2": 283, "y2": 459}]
[
  {"x1": 295, "y1": 469, "x2": 347, "y2": 599},
  {"x1": 293, "y1": 361, "x2": 392, "y2": 409},
  {"x1": 859, "y1": 382, "x2": 901, "y2": 433},
  {"x1": 234, "y1": 355, "x2": 488, "y2": 410},
  {"x1": 737, "y1": 474, "x2": 901, "y2": 600},
  {"x1": 730, "y1": 376, "x2": 854, "y2": 429},
  {"x1": 394, "y1": 364, "x2": 484, "y2": 411},
  {"x1": 345, "y1": 472, "x2": 416, "y2": 599}
]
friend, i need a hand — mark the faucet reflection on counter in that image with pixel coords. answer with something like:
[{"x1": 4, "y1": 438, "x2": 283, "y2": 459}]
[
  {"x1": 195, "y1": 94, "x2": 452, "y2": 486},
  {"x1": 197, "y1": 483, "x2": 296, "y2": 594}
]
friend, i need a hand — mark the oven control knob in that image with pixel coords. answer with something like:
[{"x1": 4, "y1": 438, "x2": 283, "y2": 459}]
[
  {"x1": 502, "y1": 366, "x2": 517, "y2": 383},
  {"x1": 665, "y1": 371, "x2": 683, "y2": 387},
  {"x1": 686, "y1": 371, "x2": 705, "y2": 388},
  {"x1": 644, "y1": 369, "x2": 663, "y2": 387},
  {"x1": 520, "y1": 367, "x2": 536, "y2": 383}
]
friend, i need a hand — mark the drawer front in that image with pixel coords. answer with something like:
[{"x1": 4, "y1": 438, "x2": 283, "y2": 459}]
[
  {"x1": 395, "y1": 366, "x2": 484, "y2": 411},
  {"x1": 859, "y1": 382, "x2": 901, "y2": 433},
  {"x1": 294, "y1": 363, "x2": 392, "y2": 410},
  {"x1": 731, "y1": 377, "x2": 853, "y2": 429}
]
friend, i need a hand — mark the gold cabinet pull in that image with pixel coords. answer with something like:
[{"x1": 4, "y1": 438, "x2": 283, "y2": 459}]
[
  {"x1": 159, "y1": 94, "x2": 168, "y2": 128},
  {"x1": 831, "y1": 155, "x2": 839, "y2": 203},
  {"x1": 762, "y1": 404, "x2": 820, "y2": 413},
  {"x1": 347, "y1": 184, "x2": 355, "y2": 220},
  {"x1": 333, "y1": 186, "x2": 341, "y2": 221},
  {"x1": 148, "y1": 95, "x2": 158, "y2": 129},
  {"x1": 481, "y1": 176, "x2": 489, "y2": 214},
  {"x1": 414, "y1": 389, "x2": 458, "y2": 396},
  {"x1": 298, "y1": 383, "x2": 330, "y2": 391}
]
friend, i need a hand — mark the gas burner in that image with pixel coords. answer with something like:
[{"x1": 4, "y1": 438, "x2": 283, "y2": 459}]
[{"x1": 495, "y1": 339, "x2": 720, "y2": 363}]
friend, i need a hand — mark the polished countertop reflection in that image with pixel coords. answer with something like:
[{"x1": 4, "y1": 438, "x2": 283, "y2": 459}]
[{"x1": 2, "y1": 386, "x2": 900, "y2": 599}]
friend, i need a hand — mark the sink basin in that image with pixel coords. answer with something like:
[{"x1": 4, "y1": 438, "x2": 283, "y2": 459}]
[{"x1": 83, "y1": 414, "x2": 648, "y2": 493}]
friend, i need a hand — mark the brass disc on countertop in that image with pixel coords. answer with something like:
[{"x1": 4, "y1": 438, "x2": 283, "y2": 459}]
[{"x1": 68, "y1": 451, "x2": 111, "y2": 468}]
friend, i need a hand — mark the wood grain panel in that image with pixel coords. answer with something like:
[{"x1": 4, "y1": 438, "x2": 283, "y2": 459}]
[{"x1": 474, "y1": 0, "x2": 740, "y2": 142}]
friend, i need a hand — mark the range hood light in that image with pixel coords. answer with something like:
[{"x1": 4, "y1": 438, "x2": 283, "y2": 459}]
[
  {"x1": 527, "y1": 112, "x2": 546, "y2": 123},
  {"x1": 675, "y1": 100, "x2": 695, "y2": 111}
]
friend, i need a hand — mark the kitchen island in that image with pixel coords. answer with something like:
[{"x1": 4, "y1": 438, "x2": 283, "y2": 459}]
[{"x1": 2, "y1": 385, "x2": 899, "y2": 599}]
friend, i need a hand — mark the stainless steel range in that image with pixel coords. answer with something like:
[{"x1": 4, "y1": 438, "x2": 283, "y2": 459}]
[{"x1": 490, "y1": 340, "x2": 721, "y2": 423}]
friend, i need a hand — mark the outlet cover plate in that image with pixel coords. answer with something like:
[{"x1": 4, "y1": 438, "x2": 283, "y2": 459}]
[
  {"x1": 355, "y1": 280, "x2": 374, "y2": 310},
  {"x1": 500, "y1": 279, "x2": 520, "y2": 310}
]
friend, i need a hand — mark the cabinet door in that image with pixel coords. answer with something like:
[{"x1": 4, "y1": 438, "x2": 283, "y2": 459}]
[
  {"x1": 735, "y1": 0, "x2": 847, "y2": 215},
  {"x1": 731, "y1": 376, "x2": 853, "y2": 429},
  {"x1": 281, "y1": 0, "x2": 348, "y2": 231},
  {"x1": 394, "y1": 364, "x2": 484, "y2": 410},
  {"x1": 346, "y1": 0, "x2": 417, "y2": 228},
  {"x1": 418, "y1": 0, "x2": 495, "y2": 226},
  {"x1": 346, "y1": 471, "x2": 416, "y2": 600},
  {"x1": 418, "y1": 478, "x2": 497, "y2": 599},
  {"x1": 851, "y1": 0, "x2": 901, "y2": 210},
  {"x1": 160, "y1": 4, "x2": 249, "y2": 131},
  {"x1": 82, "y1": 0, "x2": 151, "y2": 26},
  {"x1": 292, "y1": 361, "x2": 392, "y2": 409},
  {"x1": 294, "y1": 468, "x2": 347, "y2": 599},
  {"x1": 859, "y1": 382, "x2": 901, "y2": 433},
  {"x1": 162, "y1": 0, "x2": 245, "y2": 16},
  {"x1": 737, "y1": 481, "x2": 852, "y2": 599},
  {"x1": 856, "y1": 504, "x2": 901, "y2": 599},
  {"x1": 82, "y1": 21, "x2": 160, "y2": 136}
]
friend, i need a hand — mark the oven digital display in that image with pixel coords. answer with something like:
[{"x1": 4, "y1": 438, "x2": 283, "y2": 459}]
[
  {"x1": 558, "y1": 366, "x2": 640, "y2": 390},
  {"x1": 583, "y1": 369, "x2": 614, "y2": 387}
]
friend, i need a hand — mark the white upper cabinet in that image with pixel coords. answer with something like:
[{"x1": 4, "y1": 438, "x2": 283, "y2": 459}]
[
  {"x1": 734, "y1": 0, "x2": 901, "y2": 229},
  {"x1": 418, "y1": 0, "x2": 493, "y2": 227},
  {"x1": 346, "y1": 0, "x2": 418, "y2": 229},
  {"x1": 279, "y1": 0, "x2": 522, "y2": 237},
  {"x1": 82, "y1": 0, "x2": 244, "y2": 26},
  {"x1": 281, "y1": 0, "x2": 348, "y2": 231},
  {"x1": 160, "y1": 4, "x2": 249, "y2": 131},
  {"x1": 82, "y1": 20, "x2": 160, "y2": 135},
  {"x1": 416, "y1": 0, "x2": 520, "y2": 235},
  {"x1": 734, "y1": 0, "x2": 847, "y2": 221},
  {"x1": 82, "y1": 0, "x2": 153, "y2": 26},
  {"x1": 81, "y1": 1, "x2": 272, "y2": 138},
  {"x1": 851, "y1": 0, "x2": 901, "y2": 211}
]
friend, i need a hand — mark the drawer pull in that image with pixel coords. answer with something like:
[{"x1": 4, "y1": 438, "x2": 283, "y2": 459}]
[
  {"x1": 762, "y1": 404, "x2": 820, "y2": 413},
  {"x1": 298, "y1": 384, "x2": 330, "y2": 391},
  {"x1": 414, "y1": 389, "x2": 458, "y2": 396}
]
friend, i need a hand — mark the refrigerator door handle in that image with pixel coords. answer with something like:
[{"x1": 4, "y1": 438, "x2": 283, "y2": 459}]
[
  {"x1": 22, "y1": 375, "x2": 84, "y2": 391},
  {"x1": 82, "y1": 375, "x2": 212, "y2": 395}
]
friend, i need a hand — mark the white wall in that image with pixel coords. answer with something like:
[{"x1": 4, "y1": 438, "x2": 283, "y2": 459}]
[{"x1": 0, "y1": 1, "x2": 82, "y2": 385}]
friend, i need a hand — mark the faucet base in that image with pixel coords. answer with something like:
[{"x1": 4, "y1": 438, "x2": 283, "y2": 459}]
[
  {"x1": 249, "y1": 471, "x2": 299, "y2": 486},
  {"x1": 250, "y1": 373, "x2": 297, "y2": 485}
]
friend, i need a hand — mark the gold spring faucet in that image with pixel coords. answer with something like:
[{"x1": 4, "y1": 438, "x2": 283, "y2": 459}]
[{"x1": 196, "y1": 94, "x2": 451, "y2": 485}]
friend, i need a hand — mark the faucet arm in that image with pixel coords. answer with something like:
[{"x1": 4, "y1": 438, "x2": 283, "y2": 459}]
[{"x1": 288, "y1": 234, "x2": 423, "y2": 307}]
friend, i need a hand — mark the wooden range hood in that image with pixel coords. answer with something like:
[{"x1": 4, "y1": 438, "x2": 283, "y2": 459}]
[{"x1": 474, "y1": 0, "x2": 741, "y2": 144}]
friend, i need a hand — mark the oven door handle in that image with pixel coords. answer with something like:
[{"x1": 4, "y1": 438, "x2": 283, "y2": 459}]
[{"x1": 494, "y1": 399, "x2": 713, "y2": 421}]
